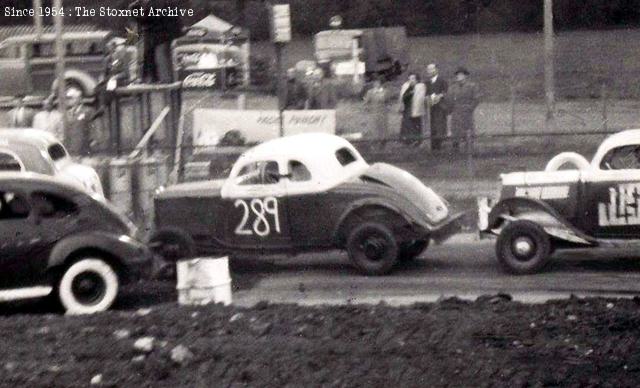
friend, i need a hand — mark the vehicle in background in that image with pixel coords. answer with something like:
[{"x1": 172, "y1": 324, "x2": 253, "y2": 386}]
[
  {"x1": 151, "y1": 133, "x2": 463, "y2": 276},
  {"x1": 312, "y1": 26, "x2": 409, "y2": 82},
  {"x1": 480, "y1": 129, "x2": 640, "y2": 274},
  {"x1": 0, "y1": 30, "x2": 124, "y2": 98},
  {"x1": 0, "y1": 173, "x2": 151, "y2": 314},
  {"x1": 0, "y1": 129, "x2": 104, "y2": 197}
]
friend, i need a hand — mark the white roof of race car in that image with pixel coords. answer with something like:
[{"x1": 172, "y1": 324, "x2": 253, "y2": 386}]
[
  {"x1": 592, "y1": 129, "x2": 640, "y2": 167},
  {"x1": 223, "y1": 133, "x2": 369, "y2": 197}
]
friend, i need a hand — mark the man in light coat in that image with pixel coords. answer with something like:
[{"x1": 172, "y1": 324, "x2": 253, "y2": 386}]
[{"x1": 398, "y1": 73, "x2": 426, "y2": 146}]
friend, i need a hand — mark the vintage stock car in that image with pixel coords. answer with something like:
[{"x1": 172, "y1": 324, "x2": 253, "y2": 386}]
[
  {"x1": 151, "y1": 133, "x2": 463, "y2": 275},
  {"x1": 0, "y1": 173, "x2": 151, "y2": 314},
  {"x1": 480, "y1": 129, "x2": 640, "y2": 274},
  {"x1": 0, "y1": 129, "x2": 104, "y2": 196}
]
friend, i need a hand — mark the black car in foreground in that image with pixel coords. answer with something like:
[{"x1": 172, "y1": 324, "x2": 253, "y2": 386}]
[{"x1": 0, "y1": 173, "x2": 152, "y2": 314}]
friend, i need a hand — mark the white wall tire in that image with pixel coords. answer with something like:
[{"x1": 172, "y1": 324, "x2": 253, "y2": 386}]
[{"x1": 57, "y1": 258, "x2": 119, "y2": 315}]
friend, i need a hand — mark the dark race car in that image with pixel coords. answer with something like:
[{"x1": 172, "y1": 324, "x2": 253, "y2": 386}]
[
  {"x1": 0, "y1": 173, "x2": 151, "y2": 314},
  {"x1": 151, "y1": 133, "x2": 463, "y2": 275},
  {"x1": 479, "y1": 129, "x2": 640, "y2": 274}
]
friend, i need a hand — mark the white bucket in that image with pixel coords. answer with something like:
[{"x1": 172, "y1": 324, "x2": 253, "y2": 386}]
[{"x1": 176, "y1": 257, "x2": 232, "y2": 306}]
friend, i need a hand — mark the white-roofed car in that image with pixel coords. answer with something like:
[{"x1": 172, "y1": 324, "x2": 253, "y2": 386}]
[
  {"x1": 479, "y1": 129, "x2": 640, "y2": 274},
  {"x1": 151, "y1": 133, "x2": 464, "y2": 275},
  {"x1": 0, "y1": 129, "x2": 104, "y2": 197}
]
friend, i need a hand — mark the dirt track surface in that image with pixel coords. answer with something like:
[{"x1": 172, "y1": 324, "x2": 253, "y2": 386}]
[{"x1": 1, "y1": 292, "x2": 639, "y2": 387}]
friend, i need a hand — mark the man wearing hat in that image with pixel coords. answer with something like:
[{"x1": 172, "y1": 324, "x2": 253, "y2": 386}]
[
  {"x1": 65, "y1": 88, "x2": 100, "y2": 157},
  {"x1": 449, "y1": 66, "x2": 480, "y2": 152},
  {"x1": 425, "y1": 64, "x2": 449, "y2": 151}
]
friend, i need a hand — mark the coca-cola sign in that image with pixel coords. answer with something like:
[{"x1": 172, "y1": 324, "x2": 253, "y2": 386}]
[{"x1": 182, "y1": 72, "x2": 217, "y2": 88}]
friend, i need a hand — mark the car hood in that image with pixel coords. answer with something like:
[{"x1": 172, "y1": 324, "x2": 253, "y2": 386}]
[
  {"x1": 362, "y1": 163, "x2": 449, "y2": 223},
  {"x1": 156, "y1": 179, "x2": 225, "y2": 199}
]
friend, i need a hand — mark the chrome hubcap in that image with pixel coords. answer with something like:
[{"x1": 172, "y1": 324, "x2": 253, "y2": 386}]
[{"x1": 513, "y1": 237, "x2": 534, "y2": 257}]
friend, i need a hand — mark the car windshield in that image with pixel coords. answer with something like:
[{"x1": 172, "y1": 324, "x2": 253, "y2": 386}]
[
  {"x1": 601, "y1": 144, "x2": 640, "y2": 170},
  {"x1": 236, "y1": 161, "x2": 280, "y2": 185}
]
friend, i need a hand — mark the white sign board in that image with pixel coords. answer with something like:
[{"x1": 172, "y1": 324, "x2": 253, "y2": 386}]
[
  {"x1": 193, "y1": 109, "x2": 336, "y2": 148},
  {"x1": 270, "y1": 4, "x2": 291, "y2": 43}
]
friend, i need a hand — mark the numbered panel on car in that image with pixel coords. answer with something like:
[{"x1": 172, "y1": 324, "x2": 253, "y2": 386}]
[{"x1": 223, "y1": 160, "x2": 291, "y2": 249}]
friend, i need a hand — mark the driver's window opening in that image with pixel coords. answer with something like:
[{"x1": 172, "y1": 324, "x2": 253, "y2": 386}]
[
  {"x1": 601, "y1": 145, "x2": 640, "y2": 170},
  {"x1": 0, "y1": 152, "x2": 23, "y2": 172},
  {"x1": 236, "y1": 161, "x2": 280, "y2": 185},
  {"x1": 0, "y1": 191, "x2": 30, "y2": 219},
  {"x1": 288, "y1": 160, "x2": 312, "y2": 182}
]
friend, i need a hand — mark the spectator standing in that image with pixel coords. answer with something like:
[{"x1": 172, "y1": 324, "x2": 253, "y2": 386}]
[
  {"x1": 398, "y1": 73, "x2": 426, "y2": 146},
  {"x1": 64, "y1": 89, "x2": 100, "y2": 157},
  {"x1": 129, "y1": 0, "x2": 183, "y2": 83},
  {"x1": 364, "y1": 78, "x2": 390, "y2": 148},
  {"x1": 284, "y1": 68, "x2": 307, "y2": 110},
  {"x1": 8, "y1": 96, "x2": 35, "y2": 127},
  {"x1": 449, "y1": 66, "x2": 480, "y2": 152},
  {"x1": 33, "y1": 96, "x2": 63, "y2": 141},
  {"x1": 425, "y1": 64, "x2": 449, "y2": 151},
  {"x1": 307, "y1": 68, "x2": 338, "y2": 110}
]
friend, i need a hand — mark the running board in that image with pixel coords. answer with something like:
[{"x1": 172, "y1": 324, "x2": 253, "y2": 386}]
[
  {"x1": 596, "y1": 239, "x2": 640, "y2": 248},
  {"x1": 0, "y1": 286, "x2": 53, "y2": 302}
]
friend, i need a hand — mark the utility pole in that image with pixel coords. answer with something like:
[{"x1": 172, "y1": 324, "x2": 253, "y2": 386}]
[
  {"x1": 53, "y1": 0, "x2": 67, "y2": 131},
  {"x1": 33, "y1": 0, "x2": 43, "y2": 37},
  {"x1": 543, "y1": 0, "x2": 555, "y2": 127}
]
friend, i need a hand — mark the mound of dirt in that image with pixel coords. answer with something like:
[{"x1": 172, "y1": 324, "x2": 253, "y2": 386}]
[{"x1": 0, "y1": 294, "x2": 639, "y2": 387}]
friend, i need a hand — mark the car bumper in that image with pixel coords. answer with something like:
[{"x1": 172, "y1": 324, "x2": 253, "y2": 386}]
[
  {"x1": 429, "y1": 211, "x2": 466, "y2": 244},
  {"x1": 116, "y1": 235, "x2": 154, "y2": 282}
]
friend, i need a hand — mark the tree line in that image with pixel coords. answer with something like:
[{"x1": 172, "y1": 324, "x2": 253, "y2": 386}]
[{"x1": 2, "y1": 0, "x2": 640, "y2": 38}]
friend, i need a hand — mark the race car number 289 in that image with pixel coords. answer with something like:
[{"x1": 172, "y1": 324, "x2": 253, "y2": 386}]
[{"x1": 234, "y1": 197, "x2": 281, "y2": 237}]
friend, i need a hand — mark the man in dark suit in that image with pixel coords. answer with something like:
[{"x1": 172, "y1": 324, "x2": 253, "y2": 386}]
[{"x1": 425, "y1": 63, "x2": 448, "y2": 151}]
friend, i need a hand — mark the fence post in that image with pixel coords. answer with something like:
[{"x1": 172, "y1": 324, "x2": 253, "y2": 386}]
[
  {"x1": 510, "y1": 81, "x2": 516, "y2": 135},
  {"x1": 601, "y1": 82, "x2": 608, "y2": 132}
]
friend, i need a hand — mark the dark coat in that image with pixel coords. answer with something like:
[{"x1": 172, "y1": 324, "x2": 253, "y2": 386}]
[
  {"x1": 426, "y1": 77, "x2": 449, "y2": 144},
  {"x1": 449, "y1": 80, "x2": 480, "y2": 137}
]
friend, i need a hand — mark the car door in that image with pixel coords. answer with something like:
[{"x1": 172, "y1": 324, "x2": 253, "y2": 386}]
[
  {"x1": 0, "y1": 188, "x2": 41, "y2": 288},
  {"x1": 0, "y1": 42, "x2": 31, "y2": 96},
  {"x1": 582, "y1": 144, "x2": 640, "y2": 238},
  {"x1": 221, "y1": 160, "x2": 292, "y2": 251},
  {"x1": 284, "y1": 159, "x2": 337, "y2": 249}
]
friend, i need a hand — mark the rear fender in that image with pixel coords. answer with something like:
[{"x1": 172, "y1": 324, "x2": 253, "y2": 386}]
[{"x1": 488, "y1": 197, "x2": 594, "y2": 245}]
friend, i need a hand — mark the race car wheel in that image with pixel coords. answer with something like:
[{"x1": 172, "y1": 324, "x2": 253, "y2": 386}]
[
  {"x1": 496, "y1": 220, "x2": 551, "y2": 275},
  {"x1": 398, "y1": 239, "x2": 429, "y2": 262},
  {"x1": 57, "y1": 258, "x2": 119, "y2": 315},
  {"x1": 148, "y1": 228, "x2": 195, "y2": 263},
  {"x1": 347, "y1": 222, "x2": 399, "y2": 276}
]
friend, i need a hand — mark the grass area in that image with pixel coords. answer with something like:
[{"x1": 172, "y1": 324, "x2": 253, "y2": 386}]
[{"x1": 253, "y1": 28, "x2": 640, "y2": 101}]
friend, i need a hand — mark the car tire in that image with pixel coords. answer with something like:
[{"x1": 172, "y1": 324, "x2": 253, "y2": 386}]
[
  {"x1": 148, "y1": 228, "x2": 195, "y2": 263},
  {"x1": 496, "y1": 220, "x2": 551, "y2": 275},
  {"x1": 57, "y1": 258, "x2": 119, "y2": 315},
  {"x1": 347, "y1": 222, "x2": 399, "y2": 276},
  {"x1": 398, "y1": 239, "x2": 429, "y2": 262}
]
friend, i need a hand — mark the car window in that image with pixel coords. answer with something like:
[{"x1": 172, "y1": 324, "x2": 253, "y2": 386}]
[
  {"x1": 335, "y1": 147, "x2": 357, "y2": 166},
  {"x1": 48, "y1": 143, "x2": 67, "y2": 161},
  {"x1": 236, "y1": 161, "x2": 280, "y2": 185},
  {"x1": 601, "y1": 145, "x2": 640, "y2": 170},
  {"x1": 30, "y1": 191, "x2": 78, "y2": 218},
  {"x1": 288, "y1": 160, "x2": 312, "y2": 182},
  {"x1": 0, "y1": 151, "x2": 23, "y2": 171},
  {"x1": 32, "y1": 42, "x2": 55, "y2": 58},
  {"x1": 0, "y1": 44, "x2": 19, "y2": 59},
  {"x1": 0, "y1": 191, "x2": 30, "y2": 219}
]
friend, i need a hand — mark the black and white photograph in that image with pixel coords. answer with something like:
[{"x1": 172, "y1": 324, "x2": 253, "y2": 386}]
[{"x1": 1, "y1": 0, "x2": 640, "y2": 386}]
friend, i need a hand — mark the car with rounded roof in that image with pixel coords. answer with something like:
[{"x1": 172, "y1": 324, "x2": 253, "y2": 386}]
[
  {"x1": 151, "y1": 133, "x2": 464, "y2": 275},
  {"x1": 0, "y1": 129, "x2": 104, "y2": 196},
  {"x1": 480, "y1": 129, "x2": 640, "y2": 274},
  {"x1": 0, "y1": 172, "x2": 151, "y2": 314}
]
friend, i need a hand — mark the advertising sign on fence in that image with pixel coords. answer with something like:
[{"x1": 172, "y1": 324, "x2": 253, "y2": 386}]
[{"x1": 192, "y1": 109, "x2": 336, "y2": 148}]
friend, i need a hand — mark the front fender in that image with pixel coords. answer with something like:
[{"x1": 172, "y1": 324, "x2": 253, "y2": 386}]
[
  {"x1": 48, "y1": 231, "x2": 150, "y2": 270},
  {"x1": 487, "y1": 197, "x2": 595, "y2": 245}
]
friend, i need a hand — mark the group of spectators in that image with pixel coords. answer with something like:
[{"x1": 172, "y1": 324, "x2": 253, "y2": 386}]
[
  {"x1": 389, "y1": 63, "x2": 480, "y2": 152},
  {"x1": 283, "y1": 68, "x2": 338, "y2": 111}
]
